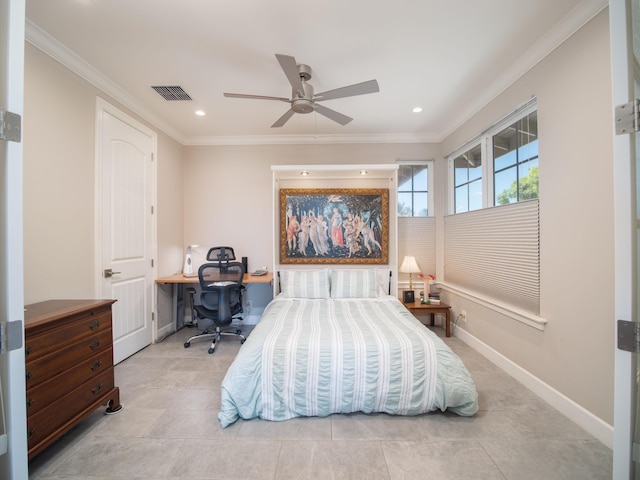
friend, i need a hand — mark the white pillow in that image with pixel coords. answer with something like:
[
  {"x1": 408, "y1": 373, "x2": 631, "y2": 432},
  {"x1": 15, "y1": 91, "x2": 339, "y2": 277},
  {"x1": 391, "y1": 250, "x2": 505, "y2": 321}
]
[
  {"x1": 280, "y1": 269, "x2": 330, "y2": 299},
  {"x1": 330, "y1": 269, "x2": 379, "y2": 298}
]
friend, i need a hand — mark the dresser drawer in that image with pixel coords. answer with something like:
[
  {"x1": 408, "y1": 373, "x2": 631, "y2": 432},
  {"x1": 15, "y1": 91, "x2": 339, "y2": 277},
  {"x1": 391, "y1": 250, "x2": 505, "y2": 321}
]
[
  {"x1": 25, "y1": 309, "x2": 112, "y2": 362},
  {"x1": 27, "y1": 369, "x2": 115, "y2": 450},
  {"x1": 26, "y1": 348, "x2": 114, "y2": 416},
  {"x1": 26, "y1": 329, "x2": 113, "y2": 390}
]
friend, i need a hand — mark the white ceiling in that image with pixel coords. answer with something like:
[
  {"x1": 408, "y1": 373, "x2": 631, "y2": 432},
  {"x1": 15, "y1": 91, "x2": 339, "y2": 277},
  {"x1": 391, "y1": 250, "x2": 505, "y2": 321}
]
[{"x1": 25, "y1": 0, "x2": 606, "y2": 145}]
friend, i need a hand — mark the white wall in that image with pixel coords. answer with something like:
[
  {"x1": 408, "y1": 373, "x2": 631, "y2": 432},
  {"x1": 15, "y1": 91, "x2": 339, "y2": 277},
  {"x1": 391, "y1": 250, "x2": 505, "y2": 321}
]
[
  {"x1": 23, "y1": 43, "x2": 184, "y2": 306},
  {"x1": 182, "y1": 143, "x2": 437, "y2": 266},
  {"x1": 439, "y1": 10, "x2": 614, "y2": 428}
]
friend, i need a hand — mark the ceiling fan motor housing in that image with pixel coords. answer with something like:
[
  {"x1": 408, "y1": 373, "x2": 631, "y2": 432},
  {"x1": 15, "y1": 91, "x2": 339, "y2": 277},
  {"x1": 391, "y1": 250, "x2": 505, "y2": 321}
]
[{"x1": 291, "y1": 81, "x2": 315, "y2": 114}]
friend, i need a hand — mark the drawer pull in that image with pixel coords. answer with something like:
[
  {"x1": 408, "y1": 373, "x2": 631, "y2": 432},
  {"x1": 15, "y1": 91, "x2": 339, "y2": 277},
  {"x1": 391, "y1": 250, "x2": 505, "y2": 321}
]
[
  {"x1": 89, "y1": 320, "x2": 100, "y2": 330},
  {"x1": 90, "y1": 360, "x2": 103, "y2": 371},
  {"x1": 91, "y1": 383, "x2": 103, "y2": 394},
  {"x1": 28, "y1": 428, "x2": 35, "y2": 439},
  {"x1": 26, "y1": 371, "x2": 32, "y2": 381},
  {"x1": 25, "y1": 346, "x2": 32, "y2": 356},
  {"x1": 26, "y1": 398, "x2": 33, "y2": 408},
  {"x1": 89, "y1": 339, "x2": 101, "y2": 350}
]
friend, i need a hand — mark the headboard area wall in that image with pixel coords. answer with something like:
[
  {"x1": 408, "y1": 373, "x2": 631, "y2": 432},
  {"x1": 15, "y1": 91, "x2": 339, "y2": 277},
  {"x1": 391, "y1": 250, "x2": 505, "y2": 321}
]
[{"x1": 271, "y1": 164, "x2": 399, "y2": 294}]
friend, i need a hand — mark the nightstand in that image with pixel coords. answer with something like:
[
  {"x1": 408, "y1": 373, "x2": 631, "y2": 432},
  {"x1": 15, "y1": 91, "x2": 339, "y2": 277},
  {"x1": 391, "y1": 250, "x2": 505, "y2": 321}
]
[{"x1": 403, "y1": 300, "x2": 452, "y2": 337}]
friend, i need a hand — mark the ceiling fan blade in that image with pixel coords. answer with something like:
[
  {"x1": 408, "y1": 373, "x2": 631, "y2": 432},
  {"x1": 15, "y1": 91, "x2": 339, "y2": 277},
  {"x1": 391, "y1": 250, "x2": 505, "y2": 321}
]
[
  {"x1": 275, "y1": 54, "x2": 304, "y2": 94},
  {"x1": 315, "y1": 79, "x2": 380, "y2": 102},
  {"x1": 314, "y1": 104, "x2": 353, "y2": 126},
  {"x1": 271, "y1": 109, "x2": 296, "y2": 128},
  {"x1": 224, "y1": 92, "x2": 290, "y2": 102}
]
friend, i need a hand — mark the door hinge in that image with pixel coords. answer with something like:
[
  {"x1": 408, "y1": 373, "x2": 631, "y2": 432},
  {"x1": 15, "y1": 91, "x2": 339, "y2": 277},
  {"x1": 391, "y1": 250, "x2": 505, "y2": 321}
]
[
  {"x1": 151, "y1": 259, "x2": 154, "y2": 268},
  {"x1": 615, "y1": 99, "x2": 640, "y2": 135},
  {"x1": 0, "y1": 108, "x2": 21, "y2": 143},
  {"x1": 0, "y1": 321, "x2": 23, "y2": 354},
  {"x1": 617, "y1": 320, "x2": 640, "y2": 353}
]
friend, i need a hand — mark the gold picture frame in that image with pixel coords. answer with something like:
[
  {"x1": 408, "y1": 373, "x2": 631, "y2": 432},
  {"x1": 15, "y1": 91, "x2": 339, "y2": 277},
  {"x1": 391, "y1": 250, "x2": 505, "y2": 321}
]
[{"x1": 280, "y1": 188, "x2": 388, "y2": 264}]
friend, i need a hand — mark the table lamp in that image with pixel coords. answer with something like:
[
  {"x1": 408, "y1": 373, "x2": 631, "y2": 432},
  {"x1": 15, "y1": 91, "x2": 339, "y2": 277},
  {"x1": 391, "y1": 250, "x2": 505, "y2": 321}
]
[
  {"x1": 399, "y1": 255, "x2": 421, "y2": 303},
  {"x1": 182, "y1": 244, "x2": 199, "y2": 277}
]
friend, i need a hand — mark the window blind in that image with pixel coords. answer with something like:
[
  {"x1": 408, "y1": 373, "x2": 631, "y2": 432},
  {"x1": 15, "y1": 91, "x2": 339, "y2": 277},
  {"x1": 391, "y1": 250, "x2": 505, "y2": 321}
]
[
  {"x1": 443, "y1": 200, "x2": 539, "y2": 314},
  {"x1": 398, "y1": 217, "x2": 436, "y2": 288}
]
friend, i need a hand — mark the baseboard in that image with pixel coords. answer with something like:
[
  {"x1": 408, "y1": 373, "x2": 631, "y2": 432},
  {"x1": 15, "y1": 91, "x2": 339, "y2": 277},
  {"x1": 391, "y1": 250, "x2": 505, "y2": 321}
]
[{"x1": 454, "y1": 327, "x2": 614, "y2": 449}]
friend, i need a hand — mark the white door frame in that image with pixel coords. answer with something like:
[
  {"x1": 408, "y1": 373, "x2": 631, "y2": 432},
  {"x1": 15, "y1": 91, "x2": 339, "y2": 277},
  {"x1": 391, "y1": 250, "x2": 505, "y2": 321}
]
[
  {"x1": 611, "y1": 0, "x2": 636, "y2": 477},
  {"x1": 0, "y1": 0, "x2": 29, "y2": 477}
]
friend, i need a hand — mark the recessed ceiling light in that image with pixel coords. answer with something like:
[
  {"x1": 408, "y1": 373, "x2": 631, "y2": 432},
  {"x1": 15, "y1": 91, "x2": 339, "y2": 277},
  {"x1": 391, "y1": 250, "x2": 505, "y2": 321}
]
[
  {"x1": 301, "y1": 171, "x2": 309, "y2": 176},
  {"x1": 195, "y1": 110, "x2": 205, "y2": 116},
  {"x1": 412, "y1": 107, "x2": 423, "y2": 113},
  {"x1": 360, "y1": 170, "x2": 368, "y2": 176}
]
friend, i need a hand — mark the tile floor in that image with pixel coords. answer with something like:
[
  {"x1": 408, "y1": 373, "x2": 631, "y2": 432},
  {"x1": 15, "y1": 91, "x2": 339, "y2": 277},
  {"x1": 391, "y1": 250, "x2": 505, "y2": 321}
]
[{"x1": 28, "y1": 324, "x2": 613, "y2": 479}]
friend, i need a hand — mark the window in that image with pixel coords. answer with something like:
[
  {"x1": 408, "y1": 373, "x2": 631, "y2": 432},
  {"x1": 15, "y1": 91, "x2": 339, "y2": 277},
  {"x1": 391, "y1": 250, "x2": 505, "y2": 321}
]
[
  {"x1": 493, "y1": 111, "x2": 538, "y2": 205},
  {"x1": 448, "y1": 98, "x2": 537, "y2": 213},
  {"x1": 453, "y1": 144, "x2": 482, "y2": 213},
  {"x1": 444, "y1": 99, "x2": 541, "y2": 323},
  {"x1": 398, "y1": 163, "x2": 431, "y2": 217}
]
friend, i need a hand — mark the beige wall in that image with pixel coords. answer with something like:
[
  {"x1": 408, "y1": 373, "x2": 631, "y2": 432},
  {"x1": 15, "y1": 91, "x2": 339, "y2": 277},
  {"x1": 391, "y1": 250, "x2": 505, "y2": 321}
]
[
  {"x1": 23, "y1": 43, "x2": 184, "y2": 306},
  {"x1": 439, "y1": 11, "x2": 614, "y2": 425},
  {"x1": 182, "y1": 144, "x2": 438, "y2": 271},
  {"x1": 22, "y1": 7, "x2": 615, "y2": 439}
]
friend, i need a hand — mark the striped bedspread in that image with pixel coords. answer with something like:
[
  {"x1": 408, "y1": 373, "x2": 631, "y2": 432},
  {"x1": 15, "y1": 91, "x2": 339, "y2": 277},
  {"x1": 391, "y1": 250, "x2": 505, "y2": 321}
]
[{"x1": 219, "y1": 295, "x2": 478, "y2": 427}]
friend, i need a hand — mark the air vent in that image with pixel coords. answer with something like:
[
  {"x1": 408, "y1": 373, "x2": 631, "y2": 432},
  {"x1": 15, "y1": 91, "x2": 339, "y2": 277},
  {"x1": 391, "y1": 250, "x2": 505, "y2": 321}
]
[{"x1": 151, "y1": 86, "x2": 192, "y2": 101}]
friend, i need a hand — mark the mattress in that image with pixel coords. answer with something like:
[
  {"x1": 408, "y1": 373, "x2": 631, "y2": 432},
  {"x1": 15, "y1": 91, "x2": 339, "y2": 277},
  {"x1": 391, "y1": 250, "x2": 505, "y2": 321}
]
[{"x1": 219, "y1": 295, "x2": 478, "y2": 427}]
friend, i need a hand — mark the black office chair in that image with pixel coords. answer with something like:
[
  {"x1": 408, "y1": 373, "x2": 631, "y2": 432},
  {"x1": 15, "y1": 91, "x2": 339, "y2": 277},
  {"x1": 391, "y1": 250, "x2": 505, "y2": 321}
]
[
  {"x1": 206, "y1": 246, "x2": 235, "y2": 263},
  {"x1": 184, "y1": 261, "x2": 246, "y2": 354}
]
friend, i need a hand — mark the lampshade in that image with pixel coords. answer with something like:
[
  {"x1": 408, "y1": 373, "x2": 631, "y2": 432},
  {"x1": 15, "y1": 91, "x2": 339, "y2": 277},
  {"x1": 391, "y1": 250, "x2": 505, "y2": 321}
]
[
  {"x1": 399, "y1": 256, "x2": 421, "y2": 274},
  {"x1": 399, "y1": 255, "x2": 421, "y2": 291}
]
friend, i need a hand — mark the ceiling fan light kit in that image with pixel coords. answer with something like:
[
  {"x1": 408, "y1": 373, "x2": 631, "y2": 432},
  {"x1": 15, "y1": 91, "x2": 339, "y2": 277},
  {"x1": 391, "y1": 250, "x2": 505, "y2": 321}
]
[{"x1": 223, "y1": 54, "x2": 379, "y2": 128}]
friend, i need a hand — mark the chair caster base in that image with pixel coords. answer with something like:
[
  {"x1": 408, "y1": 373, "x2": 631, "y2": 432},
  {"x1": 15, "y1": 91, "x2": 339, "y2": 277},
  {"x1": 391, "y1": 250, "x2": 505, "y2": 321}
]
[{"x1": 184, "y1": 341, "x2": 190, "y2": 348}]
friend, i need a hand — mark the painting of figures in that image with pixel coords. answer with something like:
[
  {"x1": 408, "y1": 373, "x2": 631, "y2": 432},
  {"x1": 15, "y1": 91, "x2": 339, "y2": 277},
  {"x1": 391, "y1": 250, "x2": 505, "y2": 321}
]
[{"x1": 280, "y1": 188, "x2": 388, "y2": 264}]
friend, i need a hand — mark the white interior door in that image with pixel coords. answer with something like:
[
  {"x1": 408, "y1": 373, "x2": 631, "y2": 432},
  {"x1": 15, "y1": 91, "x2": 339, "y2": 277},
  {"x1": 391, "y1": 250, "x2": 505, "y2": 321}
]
[
  {"x1": 0, "y1": 0, "x2": 28, "y2": 477},
  {"x1": 97, "y1": 99, "x2": 156, "y2": 364}
]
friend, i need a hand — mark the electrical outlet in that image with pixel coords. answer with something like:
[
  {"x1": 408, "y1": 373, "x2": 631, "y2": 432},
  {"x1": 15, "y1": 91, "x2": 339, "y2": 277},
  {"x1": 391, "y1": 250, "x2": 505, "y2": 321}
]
[{"x1": 460, "y1": 310, "x2": 467, "y2": 322}]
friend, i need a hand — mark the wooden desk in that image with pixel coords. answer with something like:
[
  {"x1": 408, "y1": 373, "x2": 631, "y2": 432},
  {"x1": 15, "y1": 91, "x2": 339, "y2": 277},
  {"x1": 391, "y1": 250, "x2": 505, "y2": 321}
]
[
  {"x1": 155, "y1": 272, "x2": 273, "y2": 331},
  {"x1": 156, "y1": 272, "x2": 273, "y2": 285},
  {"x1": 403, "y1": 300, "x2": 452, "y2": 337}
]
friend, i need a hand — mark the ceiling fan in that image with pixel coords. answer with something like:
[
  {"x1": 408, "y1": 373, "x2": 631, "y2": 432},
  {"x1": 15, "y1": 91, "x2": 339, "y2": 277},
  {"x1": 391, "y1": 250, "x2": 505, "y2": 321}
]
[{"x1": 223, "y1": 54, "x2": 380, "y2": 128}]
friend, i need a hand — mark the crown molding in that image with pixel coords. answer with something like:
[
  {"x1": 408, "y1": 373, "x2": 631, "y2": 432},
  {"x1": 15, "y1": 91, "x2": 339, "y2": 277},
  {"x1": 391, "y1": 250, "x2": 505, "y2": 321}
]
[
  {"x1": 25, "y1": 20, "x2": 186, "y2": 144},
  {"x1": 437, "y1": 0, "x2": 608, "y2": 141},
  {"x1": 26, "y1": 0, "x2": 607, "y2": 147},
  {"x1": 183, "y1": 132, "x2": 440, "y2": 146}
]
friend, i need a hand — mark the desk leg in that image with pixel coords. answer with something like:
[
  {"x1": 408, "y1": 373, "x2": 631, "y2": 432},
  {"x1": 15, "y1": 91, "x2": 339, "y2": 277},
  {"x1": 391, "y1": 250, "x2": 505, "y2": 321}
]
[
  {"x1": 445, "y1": 310, "x2": 451, "y2": 337},
  {"x1": 429, "y1": 313, "x2": 435, "y2": 326},
  {"x1": 172, "y1": 283, "x2": 185, "y2": 331}
]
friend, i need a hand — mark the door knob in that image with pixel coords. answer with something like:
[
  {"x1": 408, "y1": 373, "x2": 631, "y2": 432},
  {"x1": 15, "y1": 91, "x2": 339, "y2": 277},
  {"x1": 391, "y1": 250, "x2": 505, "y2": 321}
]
[{"x1": 103, "y1": 268, "x2": 121, "y2": 278}]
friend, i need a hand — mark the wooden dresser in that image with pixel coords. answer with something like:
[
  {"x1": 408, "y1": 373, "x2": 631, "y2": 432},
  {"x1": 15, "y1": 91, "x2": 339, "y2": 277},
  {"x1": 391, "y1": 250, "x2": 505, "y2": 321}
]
[{"x1": 24, "y1": 299, "x2": 122, "y2": 460}]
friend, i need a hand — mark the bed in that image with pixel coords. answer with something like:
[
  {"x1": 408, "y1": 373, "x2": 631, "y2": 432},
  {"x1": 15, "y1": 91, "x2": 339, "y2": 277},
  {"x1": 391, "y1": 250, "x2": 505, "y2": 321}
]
[{"x1": 218, "y1": 268, "x2": 478, "y2": 428}]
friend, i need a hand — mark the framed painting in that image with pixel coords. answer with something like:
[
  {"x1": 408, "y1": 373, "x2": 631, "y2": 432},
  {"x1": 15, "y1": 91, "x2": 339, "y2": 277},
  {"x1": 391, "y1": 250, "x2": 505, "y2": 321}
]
[{"x1": 280, "y1": 188, "x2": 388, "y2": 264}]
